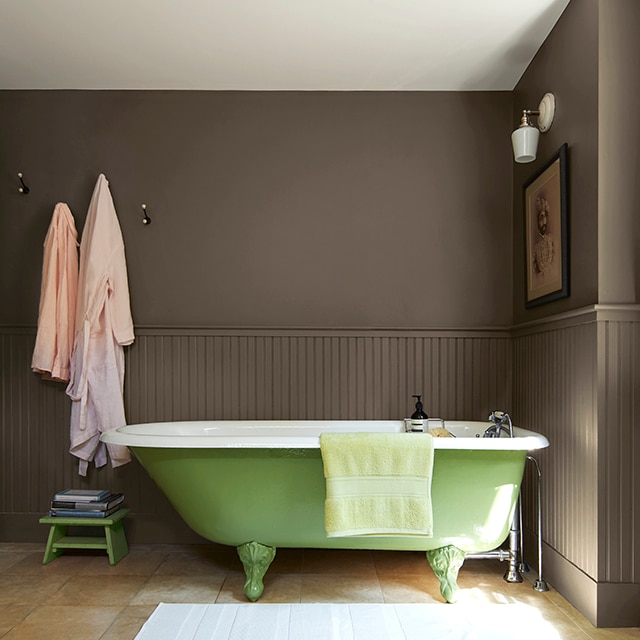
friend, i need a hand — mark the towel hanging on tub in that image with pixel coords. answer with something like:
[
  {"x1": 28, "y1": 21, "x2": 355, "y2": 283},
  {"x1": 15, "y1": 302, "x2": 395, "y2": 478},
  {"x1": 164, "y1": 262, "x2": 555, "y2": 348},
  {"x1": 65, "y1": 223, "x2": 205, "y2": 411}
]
[{"x1": 320, "y1": 432, "x2": 434, "y2": 537}]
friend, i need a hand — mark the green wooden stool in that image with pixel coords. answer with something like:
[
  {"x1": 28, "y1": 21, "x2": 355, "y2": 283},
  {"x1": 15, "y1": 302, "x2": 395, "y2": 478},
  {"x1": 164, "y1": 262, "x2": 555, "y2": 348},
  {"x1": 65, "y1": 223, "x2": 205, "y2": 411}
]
[{"x1": 39, "y1": 507, "x2": 131, "y2": 565}]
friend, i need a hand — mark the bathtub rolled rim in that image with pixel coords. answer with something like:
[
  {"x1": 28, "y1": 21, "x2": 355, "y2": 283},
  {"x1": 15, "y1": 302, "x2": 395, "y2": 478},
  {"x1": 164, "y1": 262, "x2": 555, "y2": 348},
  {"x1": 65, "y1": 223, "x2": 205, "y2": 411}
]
[{"x1": 100, "y1": 420, "x2": 549, "y2": 451}]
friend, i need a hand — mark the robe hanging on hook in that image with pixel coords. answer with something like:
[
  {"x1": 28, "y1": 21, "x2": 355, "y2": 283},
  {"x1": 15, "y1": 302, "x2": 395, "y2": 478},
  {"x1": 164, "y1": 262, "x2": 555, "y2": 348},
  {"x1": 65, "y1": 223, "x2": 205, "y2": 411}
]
[
  {"x1": 17, "y1": 172, "x2": 30, "y2": 194},
  {"x1": 141, "y1": 204, "x2": 151, "y2": 225}
]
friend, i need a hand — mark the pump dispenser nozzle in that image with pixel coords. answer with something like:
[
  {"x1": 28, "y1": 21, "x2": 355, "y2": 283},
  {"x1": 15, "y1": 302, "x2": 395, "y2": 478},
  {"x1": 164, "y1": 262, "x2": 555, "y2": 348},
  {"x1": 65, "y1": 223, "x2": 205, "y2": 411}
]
[{"x1": 411, "y1": 395, "x2": 428, "y2": 419}]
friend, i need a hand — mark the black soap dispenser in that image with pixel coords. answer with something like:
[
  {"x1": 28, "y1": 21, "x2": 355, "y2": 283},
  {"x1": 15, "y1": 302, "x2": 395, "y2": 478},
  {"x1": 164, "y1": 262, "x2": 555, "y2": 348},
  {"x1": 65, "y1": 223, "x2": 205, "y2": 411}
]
[
  {"x1": 411, "y1": 395, "x2": 429, "y2": 420},
  {"x1": 406, "y1": 395, "x2": 429, "y2": 432}
]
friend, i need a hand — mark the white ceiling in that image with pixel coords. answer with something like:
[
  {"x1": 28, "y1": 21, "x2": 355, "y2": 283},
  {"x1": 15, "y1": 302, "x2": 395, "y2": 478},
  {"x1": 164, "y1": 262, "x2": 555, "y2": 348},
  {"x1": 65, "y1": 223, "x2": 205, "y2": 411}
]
[{"x1": 0, "y1": 0, "x2": 570, "y2": 91}]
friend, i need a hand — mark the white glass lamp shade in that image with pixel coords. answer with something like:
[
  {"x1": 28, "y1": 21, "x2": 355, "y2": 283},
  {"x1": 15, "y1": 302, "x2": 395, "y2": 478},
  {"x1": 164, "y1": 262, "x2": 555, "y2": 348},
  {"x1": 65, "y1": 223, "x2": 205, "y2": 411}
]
[{"x1": 511, "y1": 125, "x2": 539, "y2": 163}]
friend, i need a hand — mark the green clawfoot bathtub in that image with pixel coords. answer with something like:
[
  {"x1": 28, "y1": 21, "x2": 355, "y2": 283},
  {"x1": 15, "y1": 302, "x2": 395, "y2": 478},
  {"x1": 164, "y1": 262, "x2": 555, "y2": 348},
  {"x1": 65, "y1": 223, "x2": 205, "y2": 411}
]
[{"x1": 101, "y1": 420, "x2": 548, "y2": 602}]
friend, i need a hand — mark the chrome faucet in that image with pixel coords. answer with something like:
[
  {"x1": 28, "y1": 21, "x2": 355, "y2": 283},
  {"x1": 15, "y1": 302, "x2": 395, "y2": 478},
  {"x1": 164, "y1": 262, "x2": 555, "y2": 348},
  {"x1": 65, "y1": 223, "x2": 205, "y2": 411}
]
[{"x1": 483, "y1": 411, "x2": 514, "y2": 438}]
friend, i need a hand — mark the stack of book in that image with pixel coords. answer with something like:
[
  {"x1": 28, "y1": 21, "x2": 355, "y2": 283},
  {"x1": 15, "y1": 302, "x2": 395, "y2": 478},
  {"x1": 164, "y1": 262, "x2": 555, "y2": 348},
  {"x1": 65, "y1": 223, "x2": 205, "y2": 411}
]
[{"x1": 49, "y1": 489, "x2": 125, "y2": 518}]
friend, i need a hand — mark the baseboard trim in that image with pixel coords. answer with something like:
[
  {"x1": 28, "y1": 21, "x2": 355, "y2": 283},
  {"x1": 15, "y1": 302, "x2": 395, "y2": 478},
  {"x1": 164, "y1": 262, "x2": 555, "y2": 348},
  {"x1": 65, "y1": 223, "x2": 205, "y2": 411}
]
[
  {"x1": 523, "y1": 530, "x2": 640, "y2": 628},
  {"x1": 596, "y1": 582, "x2": 640, "y2": 628},
  {"x1": 523, "y1": 531, "x2": 598, "y2": 626}
]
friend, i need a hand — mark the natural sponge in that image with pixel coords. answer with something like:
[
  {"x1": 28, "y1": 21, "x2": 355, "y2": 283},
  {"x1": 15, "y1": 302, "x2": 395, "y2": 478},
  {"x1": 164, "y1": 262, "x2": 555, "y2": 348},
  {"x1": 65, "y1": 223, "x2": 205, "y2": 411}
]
[{"x1": 428, "y1": 427, "x2": 453, "y2": 438}]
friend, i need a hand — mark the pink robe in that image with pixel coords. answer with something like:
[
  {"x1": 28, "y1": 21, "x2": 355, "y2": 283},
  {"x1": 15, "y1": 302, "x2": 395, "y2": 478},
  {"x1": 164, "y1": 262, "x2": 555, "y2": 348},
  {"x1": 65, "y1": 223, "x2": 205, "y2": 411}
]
[
  {"x1": 66, "y1": 175, "x2": 135, "y2": 476},
  {"x1": 32, "y1": 203, "x2": 79, "y2": 382}
]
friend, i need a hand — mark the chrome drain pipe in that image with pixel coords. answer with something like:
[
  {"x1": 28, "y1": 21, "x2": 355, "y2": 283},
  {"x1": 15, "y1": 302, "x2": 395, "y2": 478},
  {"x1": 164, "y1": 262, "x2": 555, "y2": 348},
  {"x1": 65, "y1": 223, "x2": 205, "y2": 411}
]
[
  {"x1": 503, "y1": 506, "x2": 524, "y2": 583},
  {"x1": 465, "y1": 549, "x2": 511, "y2": 562},
  {"x1": 468, "y1": 413, "x2": 547, "y2": 593},
  {"x1": 467, "y1": 456, "x2": 548, "y2": 593},
  {"x1": 527, "y1": 454, "x2": 549, "y2": 592},
  {"x1": 518, "y1": 497, "x2": 530, "y2": 573}
]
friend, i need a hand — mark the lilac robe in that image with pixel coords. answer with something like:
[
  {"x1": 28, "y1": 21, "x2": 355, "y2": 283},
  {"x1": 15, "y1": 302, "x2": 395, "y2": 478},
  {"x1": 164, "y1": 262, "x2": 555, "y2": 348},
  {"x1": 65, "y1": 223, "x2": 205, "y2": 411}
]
[{"x1": 66, "y1": 174, "x2": 134, "y2": 475}]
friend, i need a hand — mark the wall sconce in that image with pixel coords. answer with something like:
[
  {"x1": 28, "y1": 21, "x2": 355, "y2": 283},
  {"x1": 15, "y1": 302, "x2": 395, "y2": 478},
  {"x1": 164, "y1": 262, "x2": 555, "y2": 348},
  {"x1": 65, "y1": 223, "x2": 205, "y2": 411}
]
[{"x1": 511, "y1": 93, "x2": 555, "y2": 163}]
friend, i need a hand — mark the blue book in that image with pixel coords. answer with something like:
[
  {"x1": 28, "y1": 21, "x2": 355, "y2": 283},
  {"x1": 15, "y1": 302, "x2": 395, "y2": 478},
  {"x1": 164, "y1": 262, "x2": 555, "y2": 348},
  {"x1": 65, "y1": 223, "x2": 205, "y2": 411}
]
[{"x1": 53, "y1": 489, "x2": 111, "y2": 503}]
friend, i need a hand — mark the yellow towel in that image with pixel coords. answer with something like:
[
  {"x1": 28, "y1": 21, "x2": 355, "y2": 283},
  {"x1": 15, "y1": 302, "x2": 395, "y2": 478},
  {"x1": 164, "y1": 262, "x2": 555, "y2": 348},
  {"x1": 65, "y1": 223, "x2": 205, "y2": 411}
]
[{"x1": 320, "y1": 432, "x2": 434, "y2": 537}]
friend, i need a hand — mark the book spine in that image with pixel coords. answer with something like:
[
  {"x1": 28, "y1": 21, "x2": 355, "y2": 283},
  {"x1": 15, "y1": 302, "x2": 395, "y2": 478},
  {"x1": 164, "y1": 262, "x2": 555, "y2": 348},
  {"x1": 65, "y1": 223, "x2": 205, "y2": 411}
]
[
  {"x1": 53, "y1": 492, "x2": 110, "y2": 502},
  {"x1": 50, "y1": 495, "x2": 124, "y2": 511},
  {"x1": 49, "y1": 509, "x2": 107, "y2": 518},
  {"x1": 49, "y1": 507, "x2": 120, "y2": 518}
]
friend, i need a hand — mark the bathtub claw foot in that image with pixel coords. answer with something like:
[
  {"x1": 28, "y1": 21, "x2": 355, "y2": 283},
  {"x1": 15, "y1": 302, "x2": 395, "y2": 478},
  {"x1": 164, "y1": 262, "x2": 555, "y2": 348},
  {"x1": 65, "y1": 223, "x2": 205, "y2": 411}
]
[
  {"x1": 237, "y1": 541, "x2": 276, "y2": 602},
  {"x1": 426, "y1": 545, "x2": 466, "y2": 603}
]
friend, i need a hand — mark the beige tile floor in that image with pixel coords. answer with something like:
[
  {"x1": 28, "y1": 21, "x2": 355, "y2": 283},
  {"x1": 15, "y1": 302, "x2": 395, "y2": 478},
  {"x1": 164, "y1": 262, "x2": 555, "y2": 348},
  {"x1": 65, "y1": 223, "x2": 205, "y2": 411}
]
[{"x1": 0, "y1": 542, "x2": 638, "y2": 639}]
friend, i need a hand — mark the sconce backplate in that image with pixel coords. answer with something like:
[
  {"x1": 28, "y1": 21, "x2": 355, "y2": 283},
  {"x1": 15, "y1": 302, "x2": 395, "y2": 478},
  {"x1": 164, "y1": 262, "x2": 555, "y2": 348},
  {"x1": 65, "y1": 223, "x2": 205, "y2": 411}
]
[{"x1": 537, "y1": 93, "x2": 555, "y2": 132}]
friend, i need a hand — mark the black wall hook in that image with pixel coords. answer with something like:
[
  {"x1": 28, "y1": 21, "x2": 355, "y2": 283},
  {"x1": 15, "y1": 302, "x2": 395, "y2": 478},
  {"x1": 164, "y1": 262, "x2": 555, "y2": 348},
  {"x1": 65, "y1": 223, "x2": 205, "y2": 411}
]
[
  {"x1": 17, "y1": 172, "x2": 30, "y2": 194},
  {"x1": 141, "y1": 203, "x2": 151, "y2": 225}
]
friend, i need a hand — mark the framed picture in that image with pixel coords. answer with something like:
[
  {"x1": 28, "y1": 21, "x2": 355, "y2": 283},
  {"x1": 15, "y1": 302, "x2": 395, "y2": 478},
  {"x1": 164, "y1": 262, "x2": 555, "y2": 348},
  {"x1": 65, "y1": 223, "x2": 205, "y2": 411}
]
[{"x1": 524, "y1": 143, "x2": 568, "y2": 308}]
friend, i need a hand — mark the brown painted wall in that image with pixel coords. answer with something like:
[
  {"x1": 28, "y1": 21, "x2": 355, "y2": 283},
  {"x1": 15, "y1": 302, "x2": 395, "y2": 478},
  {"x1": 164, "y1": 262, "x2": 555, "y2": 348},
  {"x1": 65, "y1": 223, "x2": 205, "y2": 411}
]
[
  {"x1": 0, "y1": 90, "x2": 514, "y2": 545},
  {"x1": 598, "y1": 0, "x2": 640, "y2": 304},
  {"x1": 512, "y1": 0, "x2": 599, "y2": 325},
  {"x1": 0, "y1": 90, "x2": 512, "y2": 330}
]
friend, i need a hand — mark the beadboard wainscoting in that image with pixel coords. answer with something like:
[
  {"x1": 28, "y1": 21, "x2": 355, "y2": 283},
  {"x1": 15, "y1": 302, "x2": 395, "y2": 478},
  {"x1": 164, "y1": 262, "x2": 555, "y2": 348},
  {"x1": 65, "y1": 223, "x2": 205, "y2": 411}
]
[
  {"x1": 513, "y1": 305, "x2": 640, "y2": 628},
  {"x1": 0, "y1": 326, "x2": 511, "y2": 543}
]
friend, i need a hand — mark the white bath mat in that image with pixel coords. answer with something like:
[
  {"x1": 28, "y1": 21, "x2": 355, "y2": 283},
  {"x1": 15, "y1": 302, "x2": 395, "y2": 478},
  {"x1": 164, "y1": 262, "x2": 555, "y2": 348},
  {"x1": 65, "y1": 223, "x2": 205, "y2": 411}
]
[{"x1": 135, "y1": 603, "x2": 561, "y2": 640}]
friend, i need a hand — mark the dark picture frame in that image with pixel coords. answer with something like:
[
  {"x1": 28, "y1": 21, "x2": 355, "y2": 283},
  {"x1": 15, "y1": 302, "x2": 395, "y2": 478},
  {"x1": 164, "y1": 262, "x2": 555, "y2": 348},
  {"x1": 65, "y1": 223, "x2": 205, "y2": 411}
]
[{"x1": 524, "y1": 143, "x2": 569, "y2": 308}]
